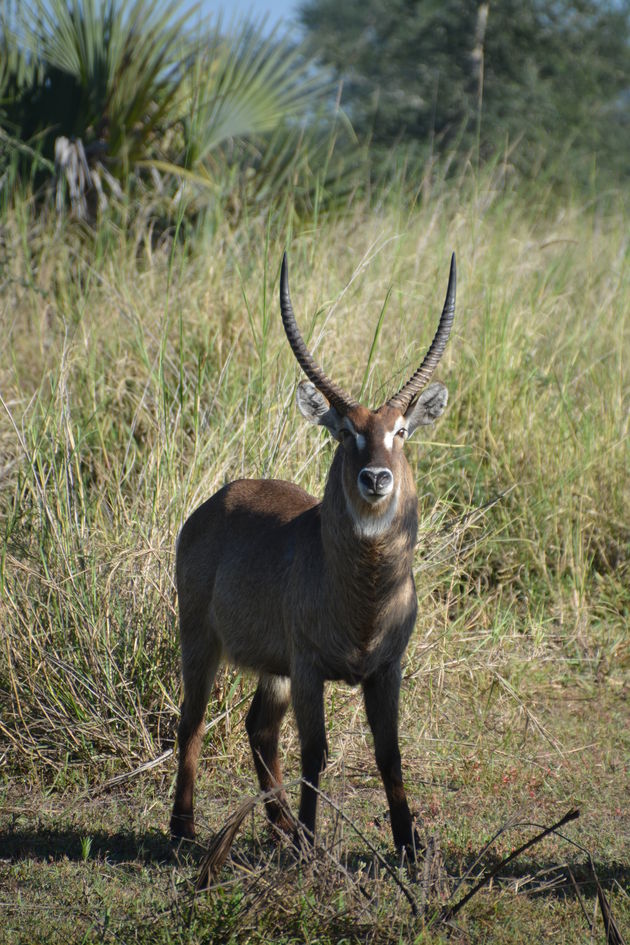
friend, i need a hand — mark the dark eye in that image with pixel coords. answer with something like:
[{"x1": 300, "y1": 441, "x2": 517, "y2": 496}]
[{"x1": 396, "y1": 428, "x2": 408, "y2": 440}]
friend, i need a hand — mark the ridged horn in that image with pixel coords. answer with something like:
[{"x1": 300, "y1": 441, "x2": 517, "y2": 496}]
[
  {"x1": 387, "y1": 253, "x2": 456, "y2": 413},
  {"x1": 280, "y1": 253, "x2": 358, "y2": 414}
]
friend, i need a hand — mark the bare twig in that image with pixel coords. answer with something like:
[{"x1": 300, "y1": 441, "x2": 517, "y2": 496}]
[
  {"x1": 567, "y1": 865, "x2": 595, "y2": 931},
  {"x1": 593, "y1": 866, "x2": 627, "y2": 945},
  {"x1": 95, "y1": 694, "x2": 254, "y2": 792},
  {"x1": 192, "y1": 780, "x2": 420, "y2": 916},
  {"x1": 310, "y1": 783, "x2": 420, "y2": 916},
  {"x1": 439, "y1": 808, "x2": 580, "y2": 923}
]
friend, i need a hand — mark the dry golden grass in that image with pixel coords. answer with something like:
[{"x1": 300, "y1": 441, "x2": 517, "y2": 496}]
[{"x1": 0, "y1": 173, "x2": 628, "y2": 941}]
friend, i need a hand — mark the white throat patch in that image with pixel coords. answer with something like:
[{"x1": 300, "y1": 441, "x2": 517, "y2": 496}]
[{"x1": 342, "y1": 478, "x2": 400, "y2": 539}]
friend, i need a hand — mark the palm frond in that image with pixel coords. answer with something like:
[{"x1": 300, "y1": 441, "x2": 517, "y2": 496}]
[
  {"x1": 14, "y1": 0, "x2": 195, "y2": 178},
  {"x1": 178, "y1": 18, "x2": 331, "y2": 166}
]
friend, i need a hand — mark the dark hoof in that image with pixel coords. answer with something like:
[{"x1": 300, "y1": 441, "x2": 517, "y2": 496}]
[
  {"x1": 396, "y1": 830, "x2": 425, "y2": 863},
  {"x1": 170, "y1": 812, "x2": 196, "y2": 842},
  {"x1": 292, "y1": 823, "x2": 316, "y2": 860},
  {"x1": 269, "y1": 813, "x2": 295, "y2": 838}
]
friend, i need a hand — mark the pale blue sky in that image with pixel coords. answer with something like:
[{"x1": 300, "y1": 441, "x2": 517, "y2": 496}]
[
  {"x1": 33, "y1": 1, "x2": 302, "y2": 37},
  {"x1": 183, "y1": 0, "x2": 302, "y2": 35}
]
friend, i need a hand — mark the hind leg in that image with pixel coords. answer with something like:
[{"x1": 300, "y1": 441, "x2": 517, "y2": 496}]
[
  {"x1": 245, "y1": 674, "x2": 293, "y2": 833},
  {"x1": 171, "y1": 623, "x2": 222, "y2": 841}
]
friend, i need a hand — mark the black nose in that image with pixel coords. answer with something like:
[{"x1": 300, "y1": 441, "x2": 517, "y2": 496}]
[{"x1": 358, "y1": 467, "x2": 393, "y2": 495}]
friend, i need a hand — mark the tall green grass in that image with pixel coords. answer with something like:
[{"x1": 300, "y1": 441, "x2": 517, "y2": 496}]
[{"x1": 0, "y1": 170, "x2": 628, "y2": 782}]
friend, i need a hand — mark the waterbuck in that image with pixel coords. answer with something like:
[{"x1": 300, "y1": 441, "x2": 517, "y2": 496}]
[{"x1": 170, "y1": 253, "x2": 456, "y2": 857}]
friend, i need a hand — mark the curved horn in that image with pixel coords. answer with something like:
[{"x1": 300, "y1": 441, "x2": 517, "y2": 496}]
[
  {"x1": 387, "y1": 253, "x2": 456, "y2": 413},
  {"x1": 280, "y1": 253, "x2": 358, "y2": 414}
]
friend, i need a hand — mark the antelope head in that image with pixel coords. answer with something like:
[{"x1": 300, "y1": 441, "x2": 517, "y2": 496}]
[{"x1": 280, "y1": 253, "x2": 456, "y2": 534}]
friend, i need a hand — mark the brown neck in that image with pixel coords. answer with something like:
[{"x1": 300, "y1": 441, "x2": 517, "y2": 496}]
[{"x1": 319, "y1": 448, "x2": 418, "y2": 607}]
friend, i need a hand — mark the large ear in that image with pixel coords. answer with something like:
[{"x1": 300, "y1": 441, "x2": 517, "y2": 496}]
[
  {"x1": 296, "y1": 380, "x2": 343, "y2": 436},
  {"x1": 404, "y1": 381, "x2": 448, "y2": 435}
]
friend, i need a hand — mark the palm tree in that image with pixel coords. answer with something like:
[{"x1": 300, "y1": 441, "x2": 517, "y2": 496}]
[{"x1": 1, "y1": 0, "x2": 360, "y2": 221}]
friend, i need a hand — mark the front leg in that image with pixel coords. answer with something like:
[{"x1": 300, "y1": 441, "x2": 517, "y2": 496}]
[
  {"x1": 291, "y1": 656, "x2": 327, "y2": 846},
  {"x1": 363, "y1": 661, "x2": 419, "y2": 857}
]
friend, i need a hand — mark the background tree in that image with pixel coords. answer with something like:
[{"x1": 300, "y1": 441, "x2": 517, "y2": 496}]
[
  {"x1": 0, "y1": 0, "x2": 358, "y2": 222},
  {"x1": 299, "y1": 0, "x2": 630, "y2": 183}
]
